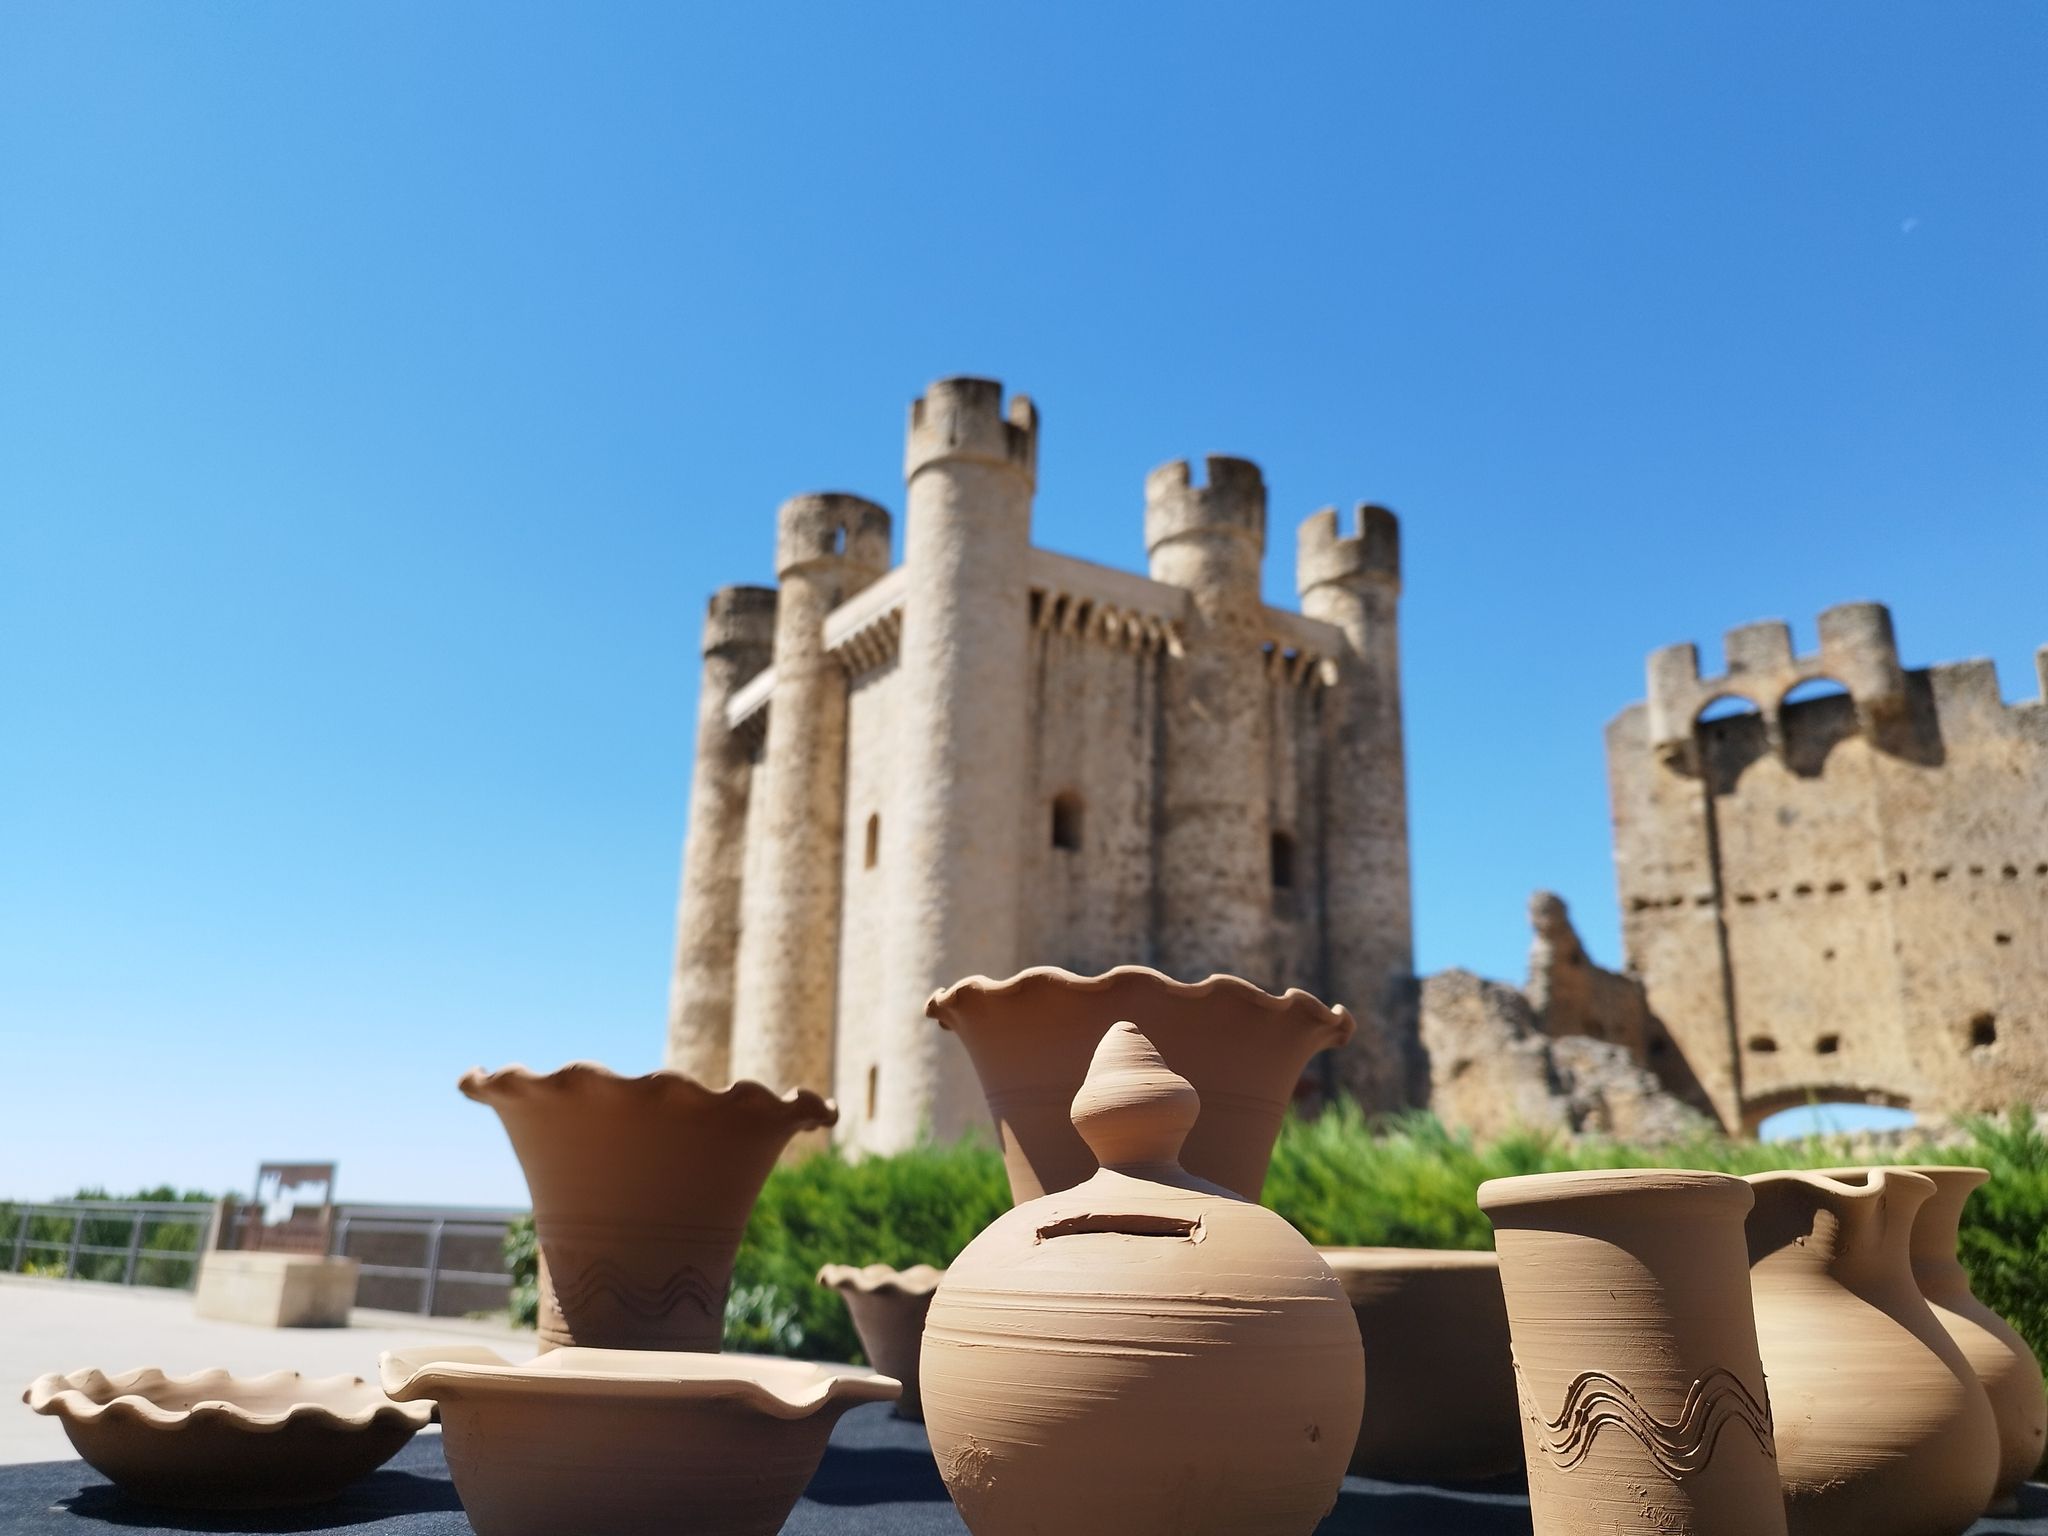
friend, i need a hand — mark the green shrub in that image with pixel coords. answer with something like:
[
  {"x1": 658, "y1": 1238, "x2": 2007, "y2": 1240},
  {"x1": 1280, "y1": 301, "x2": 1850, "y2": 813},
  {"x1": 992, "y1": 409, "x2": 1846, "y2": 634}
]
[{"x1": 497, "y1": 1109, "x2": 2048, "y2": 1387}]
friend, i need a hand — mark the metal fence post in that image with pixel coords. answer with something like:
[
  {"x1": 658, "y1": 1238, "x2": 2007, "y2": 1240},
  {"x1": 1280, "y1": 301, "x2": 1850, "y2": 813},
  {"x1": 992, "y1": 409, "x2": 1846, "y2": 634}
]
[
  {"x1": 7, "y1": 1210, "x2": 22, "y2": 1273},
  {"x1": 420, "y1": 1219, "x2": 446, "y2": 1317},
  {"x1": 63, "y1": 1212, "x2": 84, "y2": 1279},
  {"x1": 123, "y1": 1212, "x2": 146, "y2": 1285}
]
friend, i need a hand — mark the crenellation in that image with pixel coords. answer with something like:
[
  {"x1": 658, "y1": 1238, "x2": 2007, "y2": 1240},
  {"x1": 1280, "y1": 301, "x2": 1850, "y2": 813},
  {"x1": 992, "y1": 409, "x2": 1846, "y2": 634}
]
[
  {"x1": 1297, "y1": 503, "x2": 1400, "y2": 596},
  {"x1": 904, "y1": 376, "x2": 1038, "y2": 484},
  {"x1": 668, "y1": 381, "x2": 1415, "y2": 1151}
]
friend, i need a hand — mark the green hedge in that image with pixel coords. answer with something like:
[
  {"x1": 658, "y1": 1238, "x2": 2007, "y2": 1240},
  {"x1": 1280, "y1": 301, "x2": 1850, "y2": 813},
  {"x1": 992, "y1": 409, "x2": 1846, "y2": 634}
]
[
  {"x1": 503, "y1": 1108, "x2": 2048, "y2": 1377},
  {"x1": 0, "y1": 1187, "x2": 216, "y2": 1289}
]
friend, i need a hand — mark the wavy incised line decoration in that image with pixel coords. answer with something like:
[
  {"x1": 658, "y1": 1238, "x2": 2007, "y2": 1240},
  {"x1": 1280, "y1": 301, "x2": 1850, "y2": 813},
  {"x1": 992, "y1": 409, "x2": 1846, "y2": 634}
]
[
  {"x1": 1535, "y1": 1367, "x2": 1774, "y2": 1478},
  {"x1": 549, "y1": 1258, "x2": 721, "y2": 1321}
]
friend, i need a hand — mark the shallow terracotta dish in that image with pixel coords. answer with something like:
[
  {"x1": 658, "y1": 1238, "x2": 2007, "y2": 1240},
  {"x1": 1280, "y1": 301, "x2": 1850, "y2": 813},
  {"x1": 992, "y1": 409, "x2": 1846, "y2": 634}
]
[
  {"x1": 1317, "y1": 1247, "x2": 1522, "y2": 1482},
  {"x1": 380, "y1": 1345, "x2": 898, "y2": 1536},
  {"x1": 816, "y1": 1263, "x2": 942, "y2": 1421},
  {"x1": 21, "y1": 1367, "x2": 430, "y2": 1510}
]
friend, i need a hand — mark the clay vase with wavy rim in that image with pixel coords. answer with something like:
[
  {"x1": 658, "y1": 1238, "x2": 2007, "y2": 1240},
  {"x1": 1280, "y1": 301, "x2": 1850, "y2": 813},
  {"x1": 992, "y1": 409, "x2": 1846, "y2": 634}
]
[
  {"x1": 926, "y1": 965, "x2": 1352, "y2": 1203},
  {"x1": 816, "y1": 1263, "x2": 941, "y2": 1421},
  {"x1": 921, "y1": 1020, "x2": 1362, "y2": 1536},
  {"x1": 381, "y1": 1346, "x2": 897, "y2": 1536},
  {"x1": 1317, "y1": 1248, "x2": 1522, "y2": 1482},
  {"x1": 460, "y1": 1063, "x2": 837, "y2": 1351},
  {"x1": 1899, "y1": 1164, "x2": 2048, "y2": 1512},
  {"x1": 1478, "y1": 1170, "x2": 1786, "y2": 1536},
  {"x1": 23, "y1": 1368, "x2": 430, "y2": 1510},
  {"x1": 1746, "y1": 1168, "x2": 1999, "y2": 1536}
]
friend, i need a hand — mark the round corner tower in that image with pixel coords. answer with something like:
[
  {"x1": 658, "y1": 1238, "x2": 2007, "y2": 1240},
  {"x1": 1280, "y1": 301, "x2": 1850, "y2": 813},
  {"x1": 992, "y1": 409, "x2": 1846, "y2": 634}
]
[
  {"x1": 728, "y1": 492, "x2": 891, "y2": 1099},
  {"x1": 1145, "y1": 455, "x2": 1274, "y2": 983},
  {"x1": 666, "y1": 583, "x2": 778, "y2": 1083},
  {"x1": 876, "y1": 377, "x2": 1039, "y2": 1147},
  {"x1": 1297, "y1": 503, "x2": 1415, "y2": 1108}
]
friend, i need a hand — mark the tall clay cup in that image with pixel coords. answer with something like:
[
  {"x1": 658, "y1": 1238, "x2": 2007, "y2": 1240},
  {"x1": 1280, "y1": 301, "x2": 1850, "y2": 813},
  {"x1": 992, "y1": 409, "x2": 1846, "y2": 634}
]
[
  {"x1": 1479, "y1": 1170, "x2": 1786, "y2": 1536},
  {"x1": 1902, "y1": 1166, "x2": 2045, "y2": 1514},
  {"x1": 461, "y1": 1064, "x2": 837, "y2": 1351},
  {"x1": 1747, "y1": 1169, "x2": 1999, "y2": 1536},
  {"x1": 926, "y1": 965, "x2": 1352, "y2": 1202}
]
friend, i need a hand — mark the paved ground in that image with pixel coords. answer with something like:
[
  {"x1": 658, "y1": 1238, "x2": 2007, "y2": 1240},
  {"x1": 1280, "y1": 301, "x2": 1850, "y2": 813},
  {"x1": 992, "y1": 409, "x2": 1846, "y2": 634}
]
[{"x1": 1, "y1": 1275, "x2": 528, "y2": 1466}]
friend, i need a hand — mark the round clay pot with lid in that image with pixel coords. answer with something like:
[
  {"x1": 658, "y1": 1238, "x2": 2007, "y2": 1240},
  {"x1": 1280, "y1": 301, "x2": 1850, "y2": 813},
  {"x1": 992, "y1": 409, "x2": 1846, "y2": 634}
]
[
  {"x1": 926, "y1": 965, "x2": 1352, "y2": 1203},
  {"x1": 920, "y1": 1021, "x2": 1363, "y2": 1536},
  {"x1": 460, "y1": 1063, "x2": 837, "y2": 1351},
  {"x1": 1899, "y1": 1164, "x2": 2048, "y2": 1512},
  {"x1": 1746, "y1": 1168, "x2": 1999, "y2": 1536},
  {"x1": 1317, "y1": 1247, "x2": 1522, "y2": 1482},
  {"x1": 1479, "y1": 1169, "x2": 1786, "y2": 1536}
]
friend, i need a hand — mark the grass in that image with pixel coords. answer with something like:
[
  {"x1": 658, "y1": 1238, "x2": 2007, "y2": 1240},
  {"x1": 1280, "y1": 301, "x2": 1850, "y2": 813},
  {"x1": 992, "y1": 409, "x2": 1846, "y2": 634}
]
[{"x1": 502, "y1": 1107, "x2": 2048, "y2": 1380}]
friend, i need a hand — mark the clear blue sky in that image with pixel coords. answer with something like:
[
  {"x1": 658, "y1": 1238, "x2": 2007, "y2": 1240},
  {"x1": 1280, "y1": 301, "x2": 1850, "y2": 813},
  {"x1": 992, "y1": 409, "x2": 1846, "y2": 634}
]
[{"x1": 4, "y1": 4, "x2": 2042, "y2": 1204}]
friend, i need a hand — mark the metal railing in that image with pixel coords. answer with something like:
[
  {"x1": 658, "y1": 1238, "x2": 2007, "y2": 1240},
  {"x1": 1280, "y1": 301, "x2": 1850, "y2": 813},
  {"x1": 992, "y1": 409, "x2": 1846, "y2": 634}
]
[
  {"x1": 1, "y1": 1200, "x2": 217, "y2": 1288},
  {"x1": 329, "y1": 1205, "x2": 525, "y2": 1317}
]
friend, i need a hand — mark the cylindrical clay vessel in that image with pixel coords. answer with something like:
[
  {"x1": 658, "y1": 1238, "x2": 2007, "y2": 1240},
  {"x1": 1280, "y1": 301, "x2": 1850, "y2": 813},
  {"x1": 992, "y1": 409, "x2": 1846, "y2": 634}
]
[
  {"x1": 1479, "y1": 1170, "x2": 1786, "y2": 1536},
  {"x1": 1746, "y1": 1169, "x2": 1999, "y2": 1536},
  {"x1": 921, "y1": 1022, "x2": 1363, "y2": 1536},
  {"x1": 1903, "y1": 1165, "x2": 2048, "y2": 1513},
  {"x1": 1317, "y1": 1248, "x2": 1522, "y2": 1482},
  {"x1": 460, "y1": 1064, "x2": 837, "y2": 1351}
]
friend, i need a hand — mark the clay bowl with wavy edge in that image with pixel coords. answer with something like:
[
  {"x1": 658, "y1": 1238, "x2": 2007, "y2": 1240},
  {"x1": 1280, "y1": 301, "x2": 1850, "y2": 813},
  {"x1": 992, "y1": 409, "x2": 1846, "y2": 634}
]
[
  {"x1": 22, "y1": 1368, "x2": 430, "y2": 1510},
  {"x1": 1317, "y1": 1247, "x2": 1522, "y2": 1482},
  {"x1": 459, "y1": 1062, "x2": 836, "y2": 1351},
  {"x1": 380, "y1": 1345, "x2": 898, "y2": 1536},
  {"x1": 927, "y1": 964, "x2": 1353, "y2": 1202},
  {"x1": 816, "y1": 1263, "x2": 942, "y2": 1421}
]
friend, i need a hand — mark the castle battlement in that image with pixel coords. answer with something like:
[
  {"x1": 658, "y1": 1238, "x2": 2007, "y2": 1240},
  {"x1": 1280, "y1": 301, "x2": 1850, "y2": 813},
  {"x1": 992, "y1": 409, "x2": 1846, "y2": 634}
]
[
  {"x1": 904, "y1": 376, "x2": 1038, "y2": 484},
  {"x1": 774, "y1": 493, "x2": 891, "y2": 579},
  {"x1": 701, "y1": 584, "x2": 778, "y2": 658},
  {"x1": 1646, "y1": 600, "x2": 1906, "y2": 762},
  {"x1": 1143, "y1": 456, "x2": 1267, "y2": 558},
  {"x1": 1298, "y1": 503, "x2": 1400, "y2": 596}
]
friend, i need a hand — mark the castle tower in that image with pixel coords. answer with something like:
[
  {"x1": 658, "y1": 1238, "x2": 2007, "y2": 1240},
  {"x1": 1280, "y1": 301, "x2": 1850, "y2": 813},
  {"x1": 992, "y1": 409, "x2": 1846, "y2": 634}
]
[
  {"x1": 665, "y1": 584, "x2": 778, "y2": 1083},
  {"x1": 1145, "y1": 457, "x2": 1273, "y2": 983},
  {"x1": 1298, "y1": 504, "x2": 1415, "y2": 1107},
  {"x1": 727, "y1": 493, "x2": 891, "y2": 1098},
  {"x1": 878, "y1": 377, "x2": 1039, "y2": 1144}
]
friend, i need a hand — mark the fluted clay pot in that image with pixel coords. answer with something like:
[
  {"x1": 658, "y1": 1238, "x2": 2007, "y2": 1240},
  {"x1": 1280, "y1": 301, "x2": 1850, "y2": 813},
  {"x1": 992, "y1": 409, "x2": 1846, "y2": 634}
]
[
  {"x1": 381, "y1": 1346, "x2": 897, "y2": 1536},
  {"x1": 921, "y1": 1021, "x2": 1363, "y2": 1536},
  {"x1": 1478, "y1": 1170, "x2": 1786, "y2": 1536},
  {"x1": 460, "y1": 1063, "x2": 837, "y2": 1351},
  {"x1": 1901, "y1": 1165, "x2": 2048, "y2": 1512},
  {"x1": 816, "y1": 1263, "x2": 942, "y2": 1421},
  {"x1": 1746, "y1": 1168, "x2": 1999, "y2": 1536},
  {"x1": 1317, "y1": 1248, "x2": 1522, "y2": 1482},
  {"x1": 926, "y1": 965, "x2": 1352, "y2": 1203}
]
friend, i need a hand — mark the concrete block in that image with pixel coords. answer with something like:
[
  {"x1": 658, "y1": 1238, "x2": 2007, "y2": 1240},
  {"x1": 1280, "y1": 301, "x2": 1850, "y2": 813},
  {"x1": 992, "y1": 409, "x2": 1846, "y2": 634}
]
[{"x1": 193, "y1": 1251, "x2": 358, "y2": 1328}]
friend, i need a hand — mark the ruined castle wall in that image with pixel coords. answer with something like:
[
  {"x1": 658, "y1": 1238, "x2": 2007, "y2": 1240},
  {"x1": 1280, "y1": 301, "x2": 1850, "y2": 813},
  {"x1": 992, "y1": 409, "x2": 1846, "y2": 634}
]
[{"x1": 1613, "y1": 616, "x2": 2048, "y2": 1132}]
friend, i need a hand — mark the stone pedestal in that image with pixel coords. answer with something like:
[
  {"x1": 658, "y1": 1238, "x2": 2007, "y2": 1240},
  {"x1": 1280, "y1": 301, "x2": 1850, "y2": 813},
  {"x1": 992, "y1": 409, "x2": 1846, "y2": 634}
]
[{"x1": 193, "y1": 1251, "x2": 359, "y2": 1328}]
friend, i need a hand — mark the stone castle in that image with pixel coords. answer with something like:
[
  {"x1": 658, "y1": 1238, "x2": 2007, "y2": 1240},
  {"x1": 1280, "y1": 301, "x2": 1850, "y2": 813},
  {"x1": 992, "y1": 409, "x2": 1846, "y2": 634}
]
[
  {"x1": 665, "y1": 377, "x2": 2048, "y2": 1146},
  {"x1": 1606, "y1": 604, "x2": 2048, "y2": 1133},
  {"x1": 665, "y1": 377, "x2": 1414, "y2": 1152}
]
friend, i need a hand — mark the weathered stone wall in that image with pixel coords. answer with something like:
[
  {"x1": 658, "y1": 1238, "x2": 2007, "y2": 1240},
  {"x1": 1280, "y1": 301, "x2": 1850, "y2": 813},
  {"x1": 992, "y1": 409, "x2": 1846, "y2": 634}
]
[
  {"x1": 832, "y1": 655, "x2": 905, "y2": 1155},
  {"x1": 1612, "y1": 607, "x2": 2048, "y2": 1131}
]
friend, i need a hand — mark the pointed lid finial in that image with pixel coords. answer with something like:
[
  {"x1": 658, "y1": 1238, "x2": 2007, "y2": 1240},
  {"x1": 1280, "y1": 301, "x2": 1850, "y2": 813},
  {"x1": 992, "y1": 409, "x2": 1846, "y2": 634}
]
[{"x1": 1069, "y1": 1022, "x2": 1200, "y2": 1174}]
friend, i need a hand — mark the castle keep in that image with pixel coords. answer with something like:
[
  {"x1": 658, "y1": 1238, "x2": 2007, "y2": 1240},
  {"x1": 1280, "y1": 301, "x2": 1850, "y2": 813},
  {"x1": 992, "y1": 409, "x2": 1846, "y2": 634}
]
[
  {"x1": 1607, "y1": 604, "x2": 2048, "y2": 1132},
  {"x1": 666, "y1": 377, "x2": 1414, "y2": 1152}
]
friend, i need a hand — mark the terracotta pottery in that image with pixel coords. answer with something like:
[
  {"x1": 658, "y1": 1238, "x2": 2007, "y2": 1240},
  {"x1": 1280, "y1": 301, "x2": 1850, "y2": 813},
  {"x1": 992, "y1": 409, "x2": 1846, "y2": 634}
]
[
  {"x1": 926, "y1": 964, "x2": 1352, "y2": 1203},
  {"x1": 1478, "y1": 1170, "x2": 1787, "y2": 1536},
  {"x1": 22, "y1": 1367, "x2": 430, "y2": 1510},
  {"x1": 380, "y1": 1345, "x2": 897, "y2": 1536},
  {"x1": 460, "y1": 1062, "x2": 836, "y2": 1351},
  {"x1": 1900, "y1": 1164, "x2": 2048, "y2": 1512},
  {"x1": 1317, "y1": 1247, "x2": 1522, "y2": 1482},
  {"x1": 1746, "y1": 1168, "x2": 1999, "y2": 1536},
  {"x1": 815, "y1": 1263, "x2": 942, "y2": 1421},
  {"x1": 921, "y1": 1020, "x2": 1362, "y2": 1536}
]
